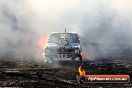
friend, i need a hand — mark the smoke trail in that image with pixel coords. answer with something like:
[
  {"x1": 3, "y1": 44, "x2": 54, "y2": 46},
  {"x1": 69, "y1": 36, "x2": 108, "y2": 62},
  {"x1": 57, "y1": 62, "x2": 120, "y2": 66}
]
[
  {"x1": 0, "y1": 0, "x2": 39, "y2": 59},
  {"x1": 0, "y1": 0, "x2": 132, "y2": 60}
]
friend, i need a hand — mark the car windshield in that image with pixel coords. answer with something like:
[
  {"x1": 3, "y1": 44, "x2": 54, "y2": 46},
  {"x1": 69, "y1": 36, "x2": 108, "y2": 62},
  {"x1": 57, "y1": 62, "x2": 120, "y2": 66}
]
[{"x1": 48, "y1": 33, "x2": 79, "y2": 43}]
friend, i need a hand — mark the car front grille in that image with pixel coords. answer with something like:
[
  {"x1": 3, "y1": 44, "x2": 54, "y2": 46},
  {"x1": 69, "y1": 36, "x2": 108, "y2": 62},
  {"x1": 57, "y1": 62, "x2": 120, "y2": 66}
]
[{"x1": 49, "y1": 48, "x2": 75, "y2": 54}]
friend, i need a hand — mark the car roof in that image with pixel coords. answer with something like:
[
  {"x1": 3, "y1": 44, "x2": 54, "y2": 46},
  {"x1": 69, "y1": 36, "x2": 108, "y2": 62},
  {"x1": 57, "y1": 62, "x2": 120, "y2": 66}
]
[{"x1": 51, "y1": 32, "x2": 78, "y2": 35}]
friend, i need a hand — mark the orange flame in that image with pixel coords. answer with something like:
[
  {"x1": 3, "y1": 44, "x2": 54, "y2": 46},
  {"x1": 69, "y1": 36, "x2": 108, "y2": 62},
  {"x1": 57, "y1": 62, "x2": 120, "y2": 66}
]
[
  {"x1": 78, "y1": 65, "x2": 86, "y2": 76},
  {"x1": 38, "y1": 35, "x2": 48, "y2": 49},
  {"x1": 38, "y1": 35, "x2": 48, "y2": 60}
]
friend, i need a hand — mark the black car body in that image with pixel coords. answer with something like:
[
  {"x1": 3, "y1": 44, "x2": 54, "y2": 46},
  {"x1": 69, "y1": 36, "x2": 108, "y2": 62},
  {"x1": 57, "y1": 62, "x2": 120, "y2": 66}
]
[{"x1": 44, "y1": 32, "x2": 82, "y2": 63}]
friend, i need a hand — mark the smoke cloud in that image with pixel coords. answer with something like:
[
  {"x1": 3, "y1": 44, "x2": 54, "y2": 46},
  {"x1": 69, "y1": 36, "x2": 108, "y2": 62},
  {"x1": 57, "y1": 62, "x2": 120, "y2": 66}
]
[{"x1": 0, "y1": 0, "x2": 132, "y2": 60}]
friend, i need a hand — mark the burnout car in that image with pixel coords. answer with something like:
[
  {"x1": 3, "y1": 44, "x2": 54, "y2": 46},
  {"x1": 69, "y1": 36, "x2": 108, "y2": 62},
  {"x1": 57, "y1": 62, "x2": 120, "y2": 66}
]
[{"x1": 44, "y1": 32, "x2": 82, "y2": 63}]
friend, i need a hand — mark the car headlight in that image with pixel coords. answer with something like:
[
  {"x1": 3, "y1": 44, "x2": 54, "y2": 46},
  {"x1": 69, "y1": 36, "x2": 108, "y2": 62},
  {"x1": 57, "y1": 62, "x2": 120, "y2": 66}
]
[{"x1": 75, "y1": 49, "x2": 80, "y2": 53}]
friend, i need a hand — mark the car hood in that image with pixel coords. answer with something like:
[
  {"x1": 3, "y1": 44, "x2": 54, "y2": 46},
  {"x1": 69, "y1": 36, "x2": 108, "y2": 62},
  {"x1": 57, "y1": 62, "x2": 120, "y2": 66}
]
[{"x1": 46, "y1": 43, "x2": 80, "y2": 48}]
